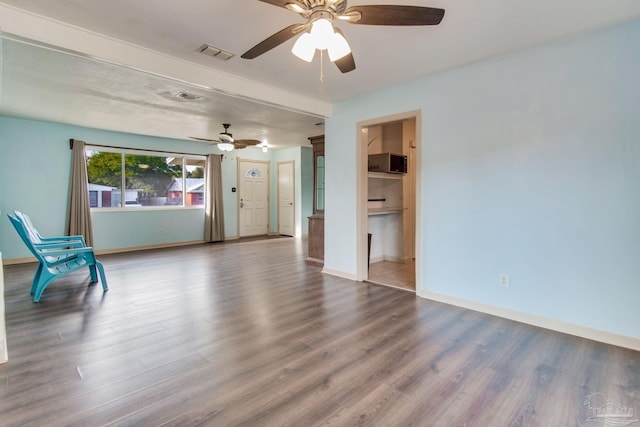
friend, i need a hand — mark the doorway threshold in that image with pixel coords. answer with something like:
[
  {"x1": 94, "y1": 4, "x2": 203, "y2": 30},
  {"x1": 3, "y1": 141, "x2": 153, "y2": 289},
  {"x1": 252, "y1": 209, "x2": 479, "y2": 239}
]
[{"x1": 364, "y1": 279, "x2": 416, "y2": 294}]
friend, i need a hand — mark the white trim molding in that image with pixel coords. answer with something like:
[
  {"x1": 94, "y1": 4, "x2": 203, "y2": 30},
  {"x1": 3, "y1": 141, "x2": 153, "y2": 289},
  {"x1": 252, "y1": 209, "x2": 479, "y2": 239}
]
[
  {"x1": 322, "y1": 268, "x2": 358, "y2": 281},
  {"x1": 420, "y1": 290, "x2": 640, "y2": 352}
]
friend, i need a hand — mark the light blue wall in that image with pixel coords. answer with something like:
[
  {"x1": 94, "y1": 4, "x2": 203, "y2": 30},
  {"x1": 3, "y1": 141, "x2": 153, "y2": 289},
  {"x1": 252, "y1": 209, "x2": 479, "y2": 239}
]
[
  {"x1": 0, "y1": 116, "x2": 280, "y2": 258},
  {"x1": 0, "y1": 117, "x2": 213, "y2": 258},
  {"x1": 220, "y1": 145, "x2": 312, "y2": 238},
  {"x1": 325, "y1": 19, "x2": 640, "y2": 339}
]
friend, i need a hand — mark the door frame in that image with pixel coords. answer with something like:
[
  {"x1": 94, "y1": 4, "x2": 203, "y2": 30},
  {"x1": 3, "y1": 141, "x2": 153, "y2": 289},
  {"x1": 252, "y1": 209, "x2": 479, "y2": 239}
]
[
  {"x1": 355, "y1": 110, "x2": 422, "y2": 291},
  {"x1": 277, "y1": 160, "x2": 296, "y2": 237},
  {"x1": 237, "y1": 158, "x2": 271, "y2": 237}
]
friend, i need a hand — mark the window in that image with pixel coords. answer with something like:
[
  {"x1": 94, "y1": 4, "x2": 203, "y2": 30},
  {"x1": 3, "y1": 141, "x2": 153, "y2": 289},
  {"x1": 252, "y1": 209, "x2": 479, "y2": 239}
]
[
  {"x1": 86, "y1": 148, "x2": 206, "y2": 208},
  {"x1": 89, "y1": 191, "x2": 98, "y2": 208}
]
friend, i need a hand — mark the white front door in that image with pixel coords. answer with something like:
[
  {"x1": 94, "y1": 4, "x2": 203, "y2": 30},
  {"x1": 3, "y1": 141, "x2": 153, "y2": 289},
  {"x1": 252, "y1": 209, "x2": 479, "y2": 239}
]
[
  {"x1": 238, "y1": 159, "x2": 269, "y2": 237},
  {"x1": 278, "y1": 161, "x2": 295, "y2": 236}
]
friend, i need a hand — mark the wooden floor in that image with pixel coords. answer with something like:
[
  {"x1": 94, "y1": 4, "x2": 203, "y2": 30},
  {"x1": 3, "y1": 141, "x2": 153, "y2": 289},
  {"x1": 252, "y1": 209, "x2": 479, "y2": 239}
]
[
  {"x1": 1, "y1": 238, "x2": 638, "y2": 426},
  {"x1": 368, "y1": 260, "x2": 415, "y2": 292}
]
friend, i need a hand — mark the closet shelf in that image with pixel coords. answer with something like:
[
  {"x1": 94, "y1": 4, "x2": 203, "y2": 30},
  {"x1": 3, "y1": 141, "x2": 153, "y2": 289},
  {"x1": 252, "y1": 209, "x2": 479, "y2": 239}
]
[
  {"x1": 368, "y1": 172, "x2": 403, "y2": 180},
  {"x1": 368, "y1": 208, "x2": 403, "y2": 216}
]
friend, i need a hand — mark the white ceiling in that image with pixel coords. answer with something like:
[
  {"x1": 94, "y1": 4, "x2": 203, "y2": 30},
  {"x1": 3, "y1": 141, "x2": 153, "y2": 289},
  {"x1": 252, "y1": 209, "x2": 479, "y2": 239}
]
[
  {"x1": 1, "y1": 0, "x2": 640, "y2": 147},
  {"x1": 0, "y1": 37, "x2": 326, "y2": 148}
]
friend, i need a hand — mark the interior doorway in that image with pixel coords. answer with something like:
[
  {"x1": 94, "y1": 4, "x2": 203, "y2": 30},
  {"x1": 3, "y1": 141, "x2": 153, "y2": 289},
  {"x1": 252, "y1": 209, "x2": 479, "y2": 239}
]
[
  {"x1": 277, "y1": 160, "x2": 295, "y2": 237},
  {"x1": 356, "y1": 111, "x2": 420, "y2": 293},
  {"x1": 238, "y1": 159, "x2": 270, "y2": 237}
]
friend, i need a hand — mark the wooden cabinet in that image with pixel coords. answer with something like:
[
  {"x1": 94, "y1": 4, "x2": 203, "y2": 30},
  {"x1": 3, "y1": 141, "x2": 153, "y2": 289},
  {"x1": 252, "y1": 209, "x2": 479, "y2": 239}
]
[
  {"x1": 306, "y1": 214, "x2": 324, "y2": 266},
  {"x1": 309, "y1": 135, "x2": 325, "y2": 215},
  {"x1": 306, "y1": 135, "x2": 324, "y2": 266}
]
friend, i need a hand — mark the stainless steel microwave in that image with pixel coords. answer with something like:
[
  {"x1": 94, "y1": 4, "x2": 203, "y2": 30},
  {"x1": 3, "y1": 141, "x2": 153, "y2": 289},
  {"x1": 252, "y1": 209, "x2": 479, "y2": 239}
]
[{"x1": 368, "y1": 153, "x2": 407, "y2": 174}]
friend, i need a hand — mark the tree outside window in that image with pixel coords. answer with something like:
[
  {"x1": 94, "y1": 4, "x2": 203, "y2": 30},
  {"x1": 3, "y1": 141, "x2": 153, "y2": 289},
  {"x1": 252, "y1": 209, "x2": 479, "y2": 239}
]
[{"x1": 86, "y1": 149, "x2": 205, "y2": 208}]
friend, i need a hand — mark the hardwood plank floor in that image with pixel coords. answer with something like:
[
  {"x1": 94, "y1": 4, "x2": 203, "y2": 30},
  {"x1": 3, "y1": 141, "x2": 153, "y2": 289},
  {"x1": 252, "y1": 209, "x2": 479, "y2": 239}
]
[
  {"x1": 367, "y1": 260, "x2": 415, "y2": 292},
  {"x1": 1, "y1": 238, "x2": 638, "y2": 426}
]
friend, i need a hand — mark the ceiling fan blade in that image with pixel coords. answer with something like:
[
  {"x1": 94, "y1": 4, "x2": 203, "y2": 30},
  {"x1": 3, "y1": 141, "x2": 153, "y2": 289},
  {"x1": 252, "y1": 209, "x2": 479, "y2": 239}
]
[
  {"x1": 334, "y1": 53, "x2": 356, "y2": 73},
  {"x1": 241, "y1": 23, "x2": 307, "y2": 59},
  {"x1": 189, "y1": 136, "x2": 216, "y2": 142},
  {"x1": 344, "y1": 5, "x2": 445, "y2": 26},
  {"x1": 234, "y1": 139, "x2": 262, "y2": 149},
  {"x1": 332, "y1": 28, "x2": 355, "y2": 73}
]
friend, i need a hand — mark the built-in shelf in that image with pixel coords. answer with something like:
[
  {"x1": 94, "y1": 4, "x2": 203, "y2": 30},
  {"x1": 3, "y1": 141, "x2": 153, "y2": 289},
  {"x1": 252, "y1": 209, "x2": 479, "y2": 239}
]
[
  {"x1": 368, "y1": 208, "x2": 403, "y2": 216},
  {"x1": 368, "y1": 172, "x2": 403, "y2": 180}
]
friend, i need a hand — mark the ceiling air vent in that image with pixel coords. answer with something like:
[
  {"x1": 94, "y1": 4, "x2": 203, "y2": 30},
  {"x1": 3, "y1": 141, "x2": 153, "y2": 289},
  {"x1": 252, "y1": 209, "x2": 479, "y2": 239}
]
[
  {"x1": 174, "y1": 92, "x2": 203, "y2": 101},
  {"x1": 198, "y1": 43, "x2": 235, "y2": 61}
]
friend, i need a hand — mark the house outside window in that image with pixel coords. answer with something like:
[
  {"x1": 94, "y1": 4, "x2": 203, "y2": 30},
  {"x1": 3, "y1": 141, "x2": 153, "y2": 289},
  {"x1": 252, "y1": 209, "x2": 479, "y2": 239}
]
[
  {"x1": 86, "y1": 147, "x2": 206, "y2": 209},
  {"x1": 89, "y1": 190, "x2": 98, "y2": 208}
]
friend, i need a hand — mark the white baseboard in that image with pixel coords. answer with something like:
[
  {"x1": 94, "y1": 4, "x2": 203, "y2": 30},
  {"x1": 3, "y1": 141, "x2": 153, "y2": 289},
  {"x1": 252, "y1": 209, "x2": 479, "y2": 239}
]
[
  {"x1": 94, "y1": 240, "x2": 205, "y2": 256},
  {"x1": 369, "y1": 255, "x2": 385, "y2": 264},
  {"x1": 2, "y1": 256, "x2": 35, "y2": 265},
  {"x1": 369, "y1": 255, "x2": 409, "y2": 264},
  {"x1": 419, "y1": 290, "x2": 640, "y2": 352},
  {"x1": 2, "y1": 241, "x2": 207, "y2": 263},
  {"x1": 322, "y1": 267, "x2": 358, "y2": 281}
]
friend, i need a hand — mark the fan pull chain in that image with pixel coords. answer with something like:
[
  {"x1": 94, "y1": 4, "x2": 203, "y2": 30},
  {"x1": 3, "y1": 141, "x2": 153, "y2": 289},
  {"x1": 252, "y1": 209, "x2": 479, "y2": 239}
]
[{"x1": 320, "y1": 50, "x2": 324, "y2": 83}]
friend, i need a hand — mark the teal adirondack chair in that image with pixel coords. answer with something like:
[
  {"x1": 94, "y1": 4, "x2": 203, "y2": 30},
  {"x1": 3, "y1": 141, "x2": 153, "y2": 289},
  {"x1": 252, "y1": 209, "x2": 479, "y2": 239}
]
[
  {"x1": 7, "y1": 213, "x2": 108, "y2": 302},
  {"x1": 14, "y1": 210, "x2": 86, "y2": 248}
]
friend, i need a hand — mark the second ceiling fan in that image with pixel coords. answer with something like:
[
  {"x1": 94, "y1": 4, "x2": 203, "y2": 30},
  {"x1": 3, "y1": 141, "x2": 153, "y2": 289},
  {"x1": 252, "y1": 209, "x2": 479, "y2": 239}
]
[
  {"x1": 241, "y1": 0, "x2": 445, "y2": 73},
  {"x1": 190, "y1": 124, "x2": 262, "y2": 152}
]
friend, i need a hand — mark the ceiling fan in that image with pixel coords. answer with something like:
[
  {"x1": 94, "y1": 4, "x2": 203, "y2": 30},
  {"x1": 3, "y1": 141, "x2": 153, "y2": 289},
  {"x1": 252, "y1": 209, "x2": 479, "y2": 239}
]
[
  {"x1": 241, "y1": 0, "x2": 445, "y2": 73},
  {"x1": 190, "y1": 124, "x2": 262, "y2": 152}
]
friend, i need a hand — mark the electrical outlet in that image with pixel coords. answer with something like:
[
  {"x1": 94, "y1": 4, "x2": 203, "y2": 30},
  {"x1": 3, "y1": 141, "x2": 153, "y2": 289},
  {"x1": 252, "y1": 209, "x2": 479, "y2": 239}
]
[{"x1": 500, "y1": 274, "x2": 509, "y2": 288}]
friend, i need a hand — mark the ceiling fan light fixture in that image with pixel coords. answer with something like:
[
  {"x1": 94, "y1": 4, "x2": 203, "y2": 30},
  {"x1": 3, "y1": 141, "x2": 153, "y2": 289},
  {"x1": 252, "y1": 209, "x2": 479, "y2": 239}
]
[
  {"x1": 292, "y1": 18, "x2": 350, "y2": 63},
  {"x1": 217, "y1": 142, "x2": 234, "y2": 152},
  {"x1": 292, "y1": 32, "x2": 316, "y2": 62},
  {"x1": 327, "y1": 32, "x2": 351, "y2": 62},
  {"x1": 310, "y1": 18, "x2": 334, "y2": 50},
  {"x1": 243, "y1": 3, "x2": 446, "y2": 74},
  {"x1": 285, "y1": 2, "x2": 307, "y2": 14},
  {"x1": 218, "y1": 133, "x2": 234, "y2": 143}
]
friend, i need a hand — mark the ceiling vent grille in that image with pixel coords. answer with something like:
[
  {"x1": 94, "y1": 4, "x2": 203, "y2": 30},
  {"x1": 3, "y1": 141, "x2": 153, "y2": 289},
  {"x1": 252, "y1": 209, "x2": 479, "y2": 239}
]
[
  {"x1": 198, "y1": 43, "x2": 235, "y2": 61},
  {"x1": 174, "y1": 92, "x2": 203, "y2": 101}
]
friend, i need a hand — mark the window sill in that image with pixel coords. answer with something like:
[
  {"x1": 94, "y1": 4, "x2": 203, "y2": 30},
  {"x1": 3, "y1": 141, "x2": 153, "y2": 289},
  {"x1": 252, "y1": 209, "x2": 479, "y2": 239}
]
[{"x1": 91, "y1": 206, "x2": 205, "y2": 213}]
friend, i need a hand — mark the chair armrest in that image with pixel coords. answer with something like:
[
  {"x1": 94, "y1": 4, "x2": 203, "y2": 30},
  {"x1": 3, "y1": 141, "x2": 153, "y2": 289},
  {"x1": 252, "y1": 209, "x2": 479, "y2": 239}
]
[
  {"x1": 36, "y1": 247, "x2": 96, "y2": 257},
  {"x1": 38, "y1": 236, "x2": 86, "y2": 245},
  {"x1": 39, "y1": 235, "x2": 85, "y2": 242},
  {"x1": 35, "y1": 241, "x2": 86, "y2": 249}
]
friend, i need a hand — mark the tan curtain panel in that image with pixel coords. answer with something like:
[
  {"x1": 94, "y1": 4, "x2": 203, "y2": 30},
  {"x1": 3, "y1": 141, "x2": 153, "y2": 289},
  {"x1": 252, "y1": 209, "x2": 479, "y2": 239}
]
[
  {"x1": 66, "y1": 139, "x2": 94, "y2": 247},
  {"x1": 204, "y1": 154, "x2": 225, "y2": 242}
]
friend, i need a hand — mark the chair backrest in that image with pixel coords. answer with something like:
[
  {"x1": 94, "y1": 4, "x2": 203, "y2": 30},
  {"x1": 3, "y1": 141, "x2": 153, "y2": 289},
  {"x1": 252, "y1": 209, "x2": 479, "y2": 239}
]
[
  {"x1": 14, "y1": 210, "x2": 86, "y2": 248},
  {"x1": 7, "y1": 214, "x2": 41, "y2": 259},
  {"x1": 13, "y1": 211, "x2": 45, "y2": 244}
]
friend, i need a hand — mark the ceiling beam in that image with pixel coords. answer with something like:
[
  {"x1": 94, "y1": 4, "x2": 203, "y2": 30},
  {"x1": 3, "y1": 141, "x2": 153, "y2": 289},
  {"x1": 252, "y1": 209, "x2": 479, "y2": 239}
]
[{"x1": 0, "y1": 3, "x2": 332, "y2": 119}]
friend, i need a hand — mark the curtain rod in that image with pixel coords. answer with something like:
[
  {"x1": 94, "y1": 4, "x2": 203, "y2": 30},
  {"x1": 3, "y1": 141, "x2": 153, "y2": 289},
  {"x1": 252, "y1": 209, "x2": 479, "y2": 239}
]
[{"x1": 69, "y1": 138, "x2": 208, "y2": 157}]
